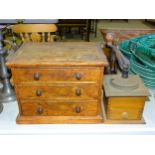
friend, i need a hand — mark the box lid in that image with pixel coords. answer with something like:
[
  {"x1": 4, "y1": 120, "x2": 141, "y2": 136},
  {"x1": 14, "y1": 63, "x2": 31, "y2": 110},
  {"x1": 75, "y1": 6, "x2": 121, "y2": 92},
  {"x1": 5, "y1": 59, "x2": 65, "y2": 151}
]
[
  {"x1": 103, "y1": 74, "x2": 150, "y2": 97},
  {"x1": 7, "y1": 42, "x2": 108, "y2": 67}
]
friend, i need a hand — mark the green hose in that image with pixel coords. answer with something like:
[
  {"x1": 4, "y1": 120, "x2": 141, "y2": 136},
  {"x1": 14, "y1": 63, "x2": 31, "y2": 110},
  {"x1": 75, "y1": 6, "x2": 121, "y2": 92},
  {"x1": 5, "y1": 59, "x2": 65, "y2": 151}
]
[
  {"x1": 130, "y1": 55, "x2": 155, "y2": 88},
  {"x1": 119, "y1": 33, "x2": 155, "y2": 89},
  {"x1": 119, "y1": 40, "x2": 131, "y2": 58},
  {"x1": 128, "y1": 34, "x2": 155, "y2": 58}
]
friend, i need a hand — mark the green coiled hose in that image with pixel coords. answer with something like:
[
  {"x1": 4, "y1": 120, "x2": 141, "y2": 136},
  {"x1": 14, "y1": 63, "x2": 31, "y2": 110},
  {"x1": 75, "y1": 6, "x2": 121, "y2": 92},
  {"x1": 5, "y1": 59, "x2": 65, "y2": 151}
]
[
  {"x1": 119, "y1": 40, "x2": 131, "y2": 58},
  {"x1": 119, "y1": 33, "x2": 155, "y2": 89},
  {"x1": 130, "y1": 55, "x2": 155, "y2": 88},
  {"x1": 128, "y1": 34, "x2": 155, "y2": 58}
]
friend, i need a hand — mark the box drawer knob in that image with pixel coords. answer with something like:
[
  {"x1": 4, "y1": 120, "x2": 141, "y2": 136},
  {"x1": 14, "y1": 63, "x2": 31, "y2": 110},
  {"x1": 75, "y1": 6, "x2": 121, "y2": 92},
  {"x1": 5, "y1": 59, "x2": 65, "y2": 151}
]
[
  {"x1": 75, "y1": 107, "x2": 81, "y2": 113},
  {"x1": 121, "y1": 112, "x2": 128, "y2": 119},
  {"x1": 75, "y1": 88, "x2": 81, "y2": 96},
  {"x1": 34, "y1": 73, "x2": 40, "y2": 80},
  {"x1": 36, "y1": 107, "x2": 44, "y2": 114},
  {"x1": 36, "y1": 90, "x2": 42, "y2": 96},
  {"x1": 75, "y1": 73, "x2": 82, "y2": 80}
]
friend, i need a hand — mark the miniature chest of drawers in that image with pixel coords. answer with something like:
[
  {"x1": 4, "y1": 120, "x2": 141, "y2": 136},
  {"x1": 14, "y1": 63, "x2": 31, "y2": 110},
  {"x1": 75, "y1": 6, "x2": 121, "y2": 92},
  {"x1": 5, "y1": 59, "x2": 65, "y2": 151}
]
[{"x1": 7, "y1": 42, "x2": 108, "y2": 124}]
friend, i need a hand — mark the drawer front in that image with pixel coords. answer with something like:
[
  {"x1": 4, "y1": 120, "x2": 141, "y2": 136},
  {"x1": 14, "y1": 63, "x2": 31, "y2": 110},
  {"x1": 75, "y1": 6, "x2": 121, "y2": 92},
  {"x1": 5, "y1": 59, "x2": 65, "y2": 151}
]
[
  {"x1": 16, "y1": 83, "x2": 99, "y2": 100},
  {"x1": 20, "y1": 100, "x2": 98, "y2": 116},
  {"x1": 12, "y1": 67, "x2": 101, "y2": 83},
  {"x1": 108, "y1": 97, "x2": 146, "y2": 109},
  {"x1": 107, "y1": 108, "x2": 143, "y2": 120}
]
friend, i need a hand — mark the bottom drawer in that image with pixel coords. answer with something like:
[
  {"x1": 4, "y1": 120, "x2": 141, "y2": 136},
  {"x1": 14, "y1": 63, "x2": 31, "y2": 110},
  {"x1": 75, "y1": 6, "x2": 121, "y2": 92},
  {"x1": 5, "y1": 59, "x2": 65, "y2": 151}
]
[
  {"x1": 107, "y1": 108, "x2": 143, "y2": 120},
  {"x1": 20, "y1": 100, "x2": 98, "y2": 116}
]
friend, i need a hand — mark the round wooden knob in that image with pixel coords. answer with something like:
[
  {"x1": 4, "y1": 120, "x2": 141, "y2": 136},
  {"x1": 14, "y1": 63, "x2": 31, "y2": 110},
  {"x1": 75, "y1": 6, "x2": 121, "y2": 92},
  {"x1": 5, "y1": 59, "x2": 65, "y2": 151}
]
[
  {"x1": 34, "y1": 73, "x2": 40, "y2": 80},
  {"x1": 75, "y1": 107, "x2": 81, "y2": 113},
  {"x1": 75, "y1": 73, "x2": 82, "y2": 80},
  {"x1": 75, "y1": 88, "x2": 81, "y2": 96},
  {"x1": 37, "y1": 107, "x2": 44, "y2": 114},
  {"x1": 36, "y1": 90, "x2": 42, "y2": 96},
  {"x1": 122, "y1": 112, "x2": 128, "y2": 119}
]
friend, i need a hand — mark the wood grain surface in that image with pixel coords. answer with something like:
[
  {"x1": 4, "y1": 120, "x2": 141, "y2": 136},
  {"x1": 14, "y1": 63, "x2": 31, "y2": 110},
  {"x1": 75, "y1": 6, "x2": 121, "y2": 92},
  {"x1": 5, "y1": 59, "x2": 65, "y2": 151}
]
[
  {"x1": 16, "y1": 83, "x2": 99, "y2": 100},
  {"x1": 7, "y1": 42, "x2": 108, "y2": 67},
  {"x1": 11, "y1": 67, "x2": 102, "y2": 83},
  {"x1": 105, "y1": 96, "x2": 147, "y2": 121},
  {"x1": 20, "y1": 100, "x2": 99, "y2": 116},
  {"x1": 8, "y1": 42, "x2": 106, "y2": 124}
]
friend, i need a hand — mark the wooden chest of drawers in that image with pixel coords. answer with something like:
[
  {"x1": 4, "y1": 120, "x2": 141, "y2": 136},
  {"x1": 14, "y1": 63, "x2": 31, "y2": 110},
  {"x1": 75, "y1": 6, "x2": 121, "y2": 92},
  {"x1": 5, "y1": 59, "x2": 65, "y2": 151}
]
[{"x1": 7, "y1": 42, "x2": 108, "y2": 124}]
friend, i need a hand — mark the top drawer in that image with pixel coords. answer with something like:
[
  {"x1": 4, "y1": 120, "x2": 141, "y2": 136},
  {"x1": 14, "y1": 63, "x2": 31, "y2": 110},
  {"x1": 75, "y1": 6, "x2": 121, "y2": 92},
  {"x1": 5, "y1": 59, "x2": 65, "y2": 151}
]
[{"x1": 12, "y1": 67, "x2": 102, "y2": 83}]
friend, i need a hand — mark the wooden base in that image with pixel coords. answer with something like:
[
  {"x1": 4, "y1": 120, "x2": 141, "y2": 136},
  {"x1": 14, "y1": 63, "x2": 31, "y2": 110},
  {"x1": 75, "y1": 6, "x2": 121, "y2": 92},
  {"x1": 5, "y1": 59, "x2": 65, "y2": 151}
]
[
  {"x1": 101, "y1": 99, "x2": 146, "y2": 124},
  {"x1": 16, "y1": 114, "x2": 104, "y2": 124}
]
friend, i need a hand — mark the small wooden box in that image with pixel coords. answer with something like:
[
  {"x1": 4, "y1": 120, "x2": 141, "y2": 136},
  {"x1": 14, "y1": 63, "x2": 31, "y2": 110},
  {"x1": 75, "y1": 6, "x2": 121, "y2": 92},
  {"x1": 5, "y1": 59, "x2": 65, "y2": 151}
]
[
  {"x1": 7, "y1": 42, "x2": 108, "y2": 124},
  {"x1": 103, "y1": 75, "x2": 150, "y2": 124}
]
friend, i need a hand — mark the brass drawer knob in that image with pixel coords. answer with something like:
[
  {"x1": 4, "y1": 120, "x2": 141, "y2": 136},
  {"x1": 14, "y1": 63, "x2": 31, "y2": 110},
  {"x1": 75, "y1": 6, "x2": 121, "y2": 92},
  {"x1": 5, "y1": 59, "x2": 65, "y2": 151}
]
[
  {"x1": 75, "y1": 73, "x2": 82, "y2": 80},
  {"x1": 34, "y1": 73, "x2": 40, "y2": 80},
  {"x1": 36, "y1": 107, "x2": 44, "y2": 114},
  {"x1": 121, "y1": 112, "x2": 128, "y2": 119},
  {"x1": 36, "y1": 90, "x2": 42, "y2": 96},
  {"x1": 75, "y1": 88, "x2": 81, "y2": 96},
  {"x1": 75, "y1": 107, "x2": 81, "y2": 113}
]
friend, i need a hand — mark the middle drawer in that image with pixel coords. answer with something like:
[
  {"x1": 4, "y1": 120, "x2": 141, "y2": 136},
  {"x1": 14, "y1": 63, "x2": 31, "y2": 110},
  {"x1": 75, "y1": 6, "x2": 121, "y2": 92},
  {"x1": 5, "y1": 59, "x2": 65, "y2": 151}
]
[{"x1": 16, "y1": 83, "x2": 99, "y2": 100}]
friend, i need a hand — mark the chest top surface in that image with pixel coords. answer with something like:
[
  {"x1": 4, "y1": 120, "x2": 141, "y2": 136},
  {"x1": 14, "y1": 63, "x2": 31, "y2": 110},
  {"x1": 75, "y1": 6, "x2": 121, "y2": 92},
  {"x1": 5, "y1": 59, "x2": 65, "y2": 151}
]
[{"x1": 7, "y1": 42, "x2": 108, "y2": 67}]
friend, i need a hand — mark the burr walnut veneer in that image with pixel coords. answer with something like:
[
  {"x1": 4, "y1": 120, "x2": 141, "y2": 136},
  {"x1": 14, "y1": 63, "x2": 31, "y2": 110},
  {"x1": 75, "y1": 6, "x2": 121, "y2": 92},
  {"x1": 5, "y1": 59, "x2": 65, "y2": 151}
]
[{"x1": 7, "y1": 42, "x2": 108, "y2": 124}]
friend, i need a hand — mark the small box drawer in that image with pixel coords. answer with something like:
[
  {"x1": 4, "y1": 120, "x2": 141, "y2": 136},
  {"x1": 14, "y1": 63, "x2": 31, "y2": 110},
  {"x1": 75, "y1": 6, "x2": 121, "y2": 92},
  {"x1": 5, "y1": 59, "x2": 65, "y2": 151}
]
[
  {"x1": 16, "y1": 83, "x2": 99, "y2": 100},
  {"x1": 105, "y1": 97, "x2": 145, "y2": 120},
  {"x1": 107, "y1": 108, "x2": 143, "y2": 120},
  {"x1": 12, "y1": 67, "x2": 101, "y2": 83},
  {"x1": 20, "y1": 100, "x2": 98, "y2": 116}
]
